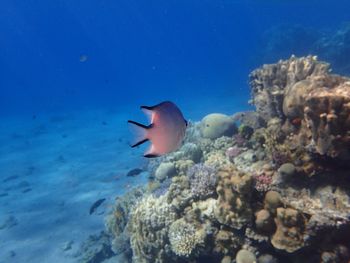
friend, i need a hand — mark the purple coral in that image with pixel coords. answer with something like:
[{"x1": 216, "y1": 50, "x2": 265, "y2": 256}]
[
  {"x1": 187, "y1": 164, "x2": 217, "y2": 199},
  {"x1": 271, "y1": 151, "x2": 289, "y2": 167},
  {"x1": 233, "y1": 134, "x2": 246, "y2": 147},
  {"x1": 153, "y1": 178, "x2": 172, "y2": 197},
  {"x1": 253, "y1": 172, "x2": 272, "y2": 192}
]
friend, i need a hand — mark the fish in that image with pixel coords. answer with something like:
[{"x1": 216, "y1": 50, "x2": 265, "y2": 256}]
[
  {"x1": 79, "y1": 54, "x2": 88, "y2": 62},
  {"x1": 128, "y1": 101, "x2": 187, "y2": 158},
  {"x1": 89, "y1": 198, "x2": 106, "y2": 215},
  {"x1": 126, "y1": 168, "x2": 144, "y2": 177}
]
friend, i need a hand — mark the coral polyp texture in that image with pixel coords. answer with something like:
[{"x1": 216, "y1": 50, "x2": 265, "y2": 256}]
[{"x1": 105, "y1": 56, "x2": 350, "y2": 263}]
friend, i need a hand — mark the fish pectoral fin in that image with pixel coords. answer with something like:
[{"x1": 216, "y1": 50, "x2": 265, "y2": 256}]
[
  {"x1": 127, "y1": 120, "x2": 151, "y2": 147},
  {"x1": 144, "y1": 153, "x2": 159, "y2": 158},
  {"x1": 143, "y1": 144, "x2": 160, "y2": 158}
]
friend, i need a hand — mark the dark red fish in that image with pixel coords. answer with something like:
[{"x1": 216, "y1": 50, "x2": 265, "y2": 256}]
[{"x1": 128, "y1": 101, "x2": 187, "y2": 158}]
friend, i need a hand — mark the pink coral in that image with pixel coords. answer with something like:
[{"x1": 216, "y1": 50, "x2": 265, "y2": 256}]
[{"x1": 253, "y1": 172, "x2": 273, "y2": 192}]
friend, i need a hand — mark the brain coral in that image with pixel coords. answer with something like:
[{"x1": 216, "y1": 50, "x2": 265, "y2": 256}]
[{"x1": 200, "y1": 113, "x2": 236, "y2": 139}]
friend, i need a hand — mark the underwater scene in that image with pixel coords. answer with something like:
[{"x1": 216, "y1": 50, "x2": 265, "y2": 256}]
[{"x1": 1, "y1": 0, "x2": 350, "y2": 263}]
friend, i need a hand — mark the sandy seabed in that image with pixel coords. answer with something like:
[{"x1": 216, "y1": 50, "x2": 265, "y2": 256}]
[{"x1": 0, "y1": 109, "x2": 149, "y2": 263}]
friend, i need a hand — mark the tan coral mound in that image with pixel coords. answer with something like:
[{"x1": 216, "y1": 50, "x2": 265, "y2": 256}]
[
  {"x1": 305, "y1": 82, "x2": 350, "y2": 158},
  {"x1": 214, "y1": 165, "x2": 253, "y2": 229}
]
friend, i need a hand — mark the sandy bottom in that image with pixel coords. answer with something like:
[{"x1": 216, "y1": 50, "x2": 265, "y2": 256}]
[
  {"x1": 0, "y1": 99, "x2": 246, "y2": 263},
  {"x1": 0, "y1": 109, "x2": 149, "y2": 263}
]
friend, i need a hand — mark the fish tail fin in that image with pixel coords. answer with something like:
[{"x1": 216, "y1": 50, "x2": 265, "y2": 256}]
[{"x1": 127, "y1": 120, "x2": 151, "y2": 147}]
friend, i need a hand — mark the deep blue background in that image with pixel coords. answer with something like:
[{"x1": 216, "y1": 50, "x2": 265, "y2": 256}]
[{"x1": 1, "y1": 0, "x2": 349, "y2": 118}]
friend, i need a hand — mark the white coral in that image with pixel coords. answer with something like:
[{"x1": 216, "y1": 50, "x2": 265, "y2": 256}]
[{"x1": 168, "y1": 219, "x2": 203, "y2": 257}]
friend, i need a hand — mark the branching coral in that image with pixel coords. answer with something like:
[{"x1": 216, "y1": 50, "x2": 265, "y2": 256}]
[
  {"x1": 187, "y1": 164, "x2": 217, "y2": 199},
  {"x1": 168, "y1": 218, "x2": 204, "y2": 257}
]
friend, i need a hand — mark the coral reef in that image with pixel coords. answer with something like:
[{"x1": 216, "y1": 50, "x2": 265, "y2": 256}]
[
  {"x1": 214, "y1": 165, "x2": 253, "y2": 230},
  {"x1": 187, "y1": 163, "x2": 217, "y2": 199},
  {"x1": 168, "y1": 218, "x2": 205, "y2": 257},
  {"x1": 271, "y1": 207, "x2": 306, "y2": 253},
  {"x1": 128, "y1": 195, "x2": 178, "y2": 263},
  {"x1": 104, "y1": 56, "x2": 350, "y2": 263}
]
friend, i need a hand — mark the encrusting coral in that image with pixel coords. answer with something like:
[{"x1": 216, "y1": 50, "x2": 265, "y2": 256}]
[
  {"x1": 103, "y1": 56, "x2": 350, "y2": 263},
  {"x1": 214, "y1": 165, "x2": 253, "y2": 230}
]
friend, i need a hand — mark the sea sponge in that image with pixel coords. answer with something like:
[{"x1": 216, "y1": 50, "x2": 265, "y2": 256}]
[
  {"x1": 168, "y1": 218, "x2": 204, "y2": 257},
  {"x1": 236, "y1": 249, "x2": 257, "y2": 263},
  {"x1": 200, "y1": 113, "x2": 236, "y2": 139}
]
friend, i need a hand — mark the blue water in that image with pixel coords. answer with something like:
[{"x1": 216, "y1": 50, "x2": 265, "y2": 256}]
[
  {"x1": 1, "y1": 0, "x2": 349, "y2": 118},
  {"x1": 1, "y1": 0, "x2": 350, "y2": 262}
]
